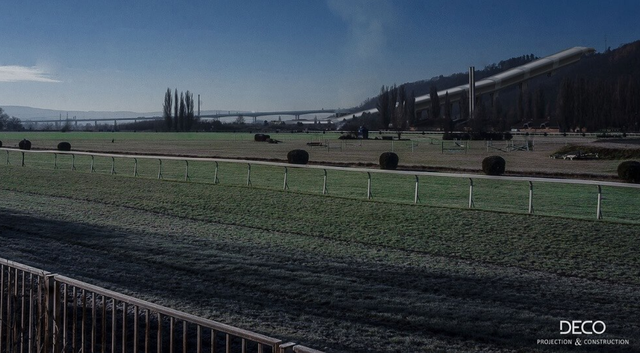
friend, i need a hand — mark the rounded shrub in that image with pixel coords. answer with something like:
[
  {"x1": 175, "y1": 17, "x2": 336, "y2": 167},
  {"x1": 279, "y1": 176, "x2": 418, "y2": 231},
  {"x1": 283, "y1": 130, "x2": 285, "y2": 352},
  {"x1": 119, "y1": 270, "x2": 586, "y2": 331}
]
[
  {"x1": 57, "y1": 142, "x2": 72, "y2": 151},
  {"x1": 617, "y1": 161, "x2": 640, "y2": 183},
  {"x1": 379, "y1": 152, "x2": 399, "y2": 170},
  {"x1": 482, "y1": 156, "x2": 506, "y2": 176},
  {"x1": 287, "y1": 149, "x2": 309, "y2": 164},
  {"x1": 254, "y1": 134, "x2": 270, "y2": 142},
  {"x1": 18, "y1": 139, "x2": 31, "y2": 150}
]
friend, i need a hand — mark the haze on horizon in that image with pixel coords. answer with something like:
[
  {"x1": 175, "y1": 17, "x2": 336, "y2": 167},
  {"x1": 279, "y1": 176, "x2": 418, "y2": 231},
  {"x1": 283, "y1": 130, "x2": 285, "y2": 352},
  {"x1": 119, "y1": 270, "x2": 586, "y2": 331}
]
[{"x1": 1, "y1": 0, "x2": 639, "y2": 114}]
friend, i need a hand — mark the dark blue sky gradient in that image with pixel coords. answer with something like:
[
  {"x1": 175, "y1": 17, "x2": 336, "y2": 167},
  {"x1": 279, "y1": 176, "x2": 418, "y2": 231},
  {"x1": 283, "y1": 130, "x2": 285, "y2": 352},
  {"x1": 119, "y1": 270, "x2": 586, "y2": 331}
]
[{"x1": 1, "y1": 0, "x2": 639, "y2": 112}]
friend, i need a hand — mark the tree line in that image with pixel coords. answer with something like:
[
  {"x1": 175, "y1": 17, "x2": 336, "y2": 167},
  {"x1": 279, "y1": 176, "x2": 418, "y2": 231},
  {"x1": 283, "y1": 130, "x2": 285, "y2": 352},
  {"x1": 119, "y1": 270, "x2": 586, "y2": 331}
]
[
  {"x1": 163, "y1": 88, "x2": 197, "y2": 132},
  {"x1": 376, "y1": 84, "x2": 416, "y2": 129},
  {"x1": 556, "y1": 76, "x2": 640, "y2": 132},
  {"x1": 0, "y1": 107, "x2": 24, "y2": 131}
]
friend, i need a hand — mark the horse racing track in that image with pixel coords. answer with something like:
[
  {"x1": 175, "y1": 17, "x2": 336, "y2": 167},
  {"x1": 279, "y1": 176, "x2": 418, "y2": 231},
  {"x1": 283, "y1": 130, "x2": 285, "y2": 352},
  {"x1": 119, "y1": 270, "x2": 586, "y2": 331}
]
[{"x1": 0, "y1": 164, "x2": 639, "y2": 352}]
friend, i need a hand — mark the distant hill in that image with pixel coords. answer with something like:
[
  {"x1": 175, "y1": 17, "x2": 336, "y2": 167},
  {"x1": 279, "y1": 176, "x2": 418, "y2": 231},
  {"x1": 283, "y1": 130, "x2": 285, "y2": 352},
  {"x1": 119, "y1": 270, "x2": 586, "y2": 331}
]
[
  {"x1": 0, "y1": 106, "x2": 160, "y2": 121},
  {"x1": 0, "y1": 106, "x2": 248, "y2": 122},
  {"x1": 354, "y1": 40, "x2": 640, "y2": 132}
]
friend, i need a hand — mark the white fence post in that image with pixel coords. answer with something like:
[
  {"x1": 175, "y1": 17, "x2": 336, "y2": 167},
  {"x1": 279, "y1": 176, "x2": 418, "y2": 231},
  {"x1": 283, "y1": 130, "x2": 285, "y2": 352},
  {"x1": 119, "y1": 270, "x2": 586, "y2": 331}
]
[
  {"x1": 133, "y1": 158, "x2": 138, "y2": 177},
  {"x1": 184, "y1": 160, "x2": 190, "y2": 182},
  {"x1": 596, "y1": 185, "x2": 603, "y2": 220},
  {"x1": 110, "y1": 157, "x2": 116, "y2": 175},
  {"x1": 71, "y1": 154, "x2": 76, "y2": 171},
  {"x1": 283, "y1": 167, "x2": 289, "y2": 190},
  {"x1": 157, "y1": 159, "x2": 163, "y2": 179},
  {"x1": 214, "y1": 161, "x2": 220, "y2": 184},
  {"x1": 247, "y1": 163, "x2": 252, "y2": 187},
  {"x1": 414, "y1": 175, "x2": 420, "y2": 204},
  {"x1": 468, "y1": 178, "x2": 474, "y2": 208},
  {"x1": 528, "y1": 181, "x2": 534, "y2": 214},
  {"x1": 322, "y1": 169, "x2": 328, "y2": 195},
  {"x1": 367, "y1": 172, "x2": 372, "y2": 200},
  {"x1": 90, "y1": 155, "x2": 95, "y2": 173},
  {"x1": 54, "y1": 153, "x2": 58, "y2": 169},
  {"x1": 21, "y1": 152, "x2": 25, "y2": 167}
]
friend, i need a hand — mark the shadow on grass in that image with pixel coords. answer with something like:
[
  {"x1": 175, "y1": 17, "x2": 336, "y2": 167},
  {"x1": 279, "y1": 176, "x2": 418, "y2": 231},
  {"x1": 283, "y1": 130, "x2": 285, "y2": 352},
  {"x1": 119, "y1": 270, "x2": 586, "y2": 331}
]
[{"x1": 1, "y1": 210, "x2": 639, "y2": 353}]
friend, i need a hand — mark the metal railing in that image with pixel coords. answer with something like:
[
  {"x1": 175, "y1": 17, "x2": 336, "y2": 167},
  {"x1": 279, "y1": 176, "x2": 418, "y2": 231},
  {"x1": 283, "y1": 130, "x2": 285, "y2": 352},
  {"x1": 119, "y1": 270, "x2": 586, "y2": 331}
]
[
  {"x1": 0, "y1": 258, "x2": 321, "y2": 353},
  {"x1": 2, "y1": 148, "x2": 640, "y2": 221}
]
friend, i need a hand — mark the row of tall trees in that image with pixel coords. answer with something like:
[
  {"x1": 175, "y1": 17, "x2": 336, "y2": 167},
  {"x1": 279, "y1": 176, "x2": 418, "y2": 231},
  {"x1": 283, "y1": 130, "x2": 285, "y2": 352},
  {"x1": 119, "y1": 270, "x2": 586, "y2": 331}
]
[
  {"x1": 376, "y1": 85, "x2": 416, "y2": 129},
  {"x1": 557, "y1": 76, "x2": 640, "y2": 132},
  {"x1": 0, "y1": 107, "x2": 23, "y2": 130},
  {"x1": 163, "y1": 88, "x2": 197, "y2": 132}
]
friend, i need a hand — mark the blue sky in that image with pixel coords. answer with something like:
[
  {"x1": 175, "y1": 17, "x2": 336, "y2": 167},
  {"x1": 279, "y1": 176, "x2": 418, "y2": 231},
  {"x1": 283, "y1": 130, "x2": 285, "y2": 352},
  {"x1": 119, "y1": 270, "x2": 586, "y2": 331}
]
[{"x1": 1, "y1": 0, "x2": 640, "y2": 113}]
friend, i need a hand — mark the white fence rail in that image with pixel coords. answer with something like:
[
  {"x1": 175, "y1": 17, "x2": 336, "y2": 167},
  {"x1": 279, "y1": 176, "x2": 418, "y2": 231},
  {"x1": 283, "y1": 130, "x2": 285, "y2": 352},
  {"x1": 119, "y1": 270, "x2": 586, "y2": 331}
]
[{"x1": 3, "y1": 148, "x2": 640, "y2": 221}]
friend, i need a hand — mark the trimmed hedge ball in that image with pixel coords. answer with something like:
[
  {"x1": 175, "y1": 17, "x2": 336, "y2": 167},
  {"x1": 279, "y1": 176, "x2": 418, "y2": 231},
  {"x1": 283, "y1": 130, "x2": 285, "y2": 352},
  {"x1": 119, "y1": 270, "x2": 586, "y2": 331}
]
[
  {"x1": 287, "y1": 149, "x2": 309, "y2": 164},
  {"x1": 379, "y1": 152, "x2": 399, "y2": 170},
  {"x1": 254, "y1": 134, "x2": 270, "y2": 142},
  {"x1": 57, "y1": 142, "x2": 72, "y2": 151},
  {"x1": 18, "y1": 139, "x2": 31, "y2": 150},
  {"x1": 482, "y1": 155, "x2": 506, "y2": 176},
  {"x1": 617, "y1": 161, "x2": 640, "y2": 183}
]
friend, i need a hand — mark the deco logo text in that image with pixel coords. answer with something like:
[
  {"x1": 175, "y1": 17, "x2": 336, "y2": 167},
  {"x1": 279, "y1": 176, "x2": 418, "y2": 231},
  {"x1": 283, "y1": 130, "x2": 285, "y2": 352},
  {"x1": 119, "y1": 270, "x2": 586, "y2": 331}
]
[{"x1": 560, "y1": 321, "x2": 606, "y2": 335}]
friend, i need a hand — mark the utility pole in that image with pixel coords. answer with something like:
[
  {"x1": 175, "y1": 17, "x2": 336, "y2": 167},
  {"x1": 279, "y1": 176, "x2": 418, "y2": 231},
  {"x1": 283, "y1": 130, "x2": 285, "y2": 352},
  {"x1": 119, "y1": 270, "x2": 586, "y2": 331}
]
[{"x1": 198, "y1": 94, "x2": 201, "y2": 117}]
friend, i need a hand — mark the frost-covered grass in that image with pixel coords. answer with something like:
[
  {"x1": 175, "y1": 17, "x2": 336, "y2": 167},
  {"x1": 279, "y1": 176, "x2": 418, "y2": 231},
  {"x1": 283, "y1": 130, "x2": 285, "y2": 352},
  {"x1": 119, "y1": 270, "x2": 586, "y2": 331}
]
[{"x1": 1, "y1": 166, "x2": 639, "y2": 352}]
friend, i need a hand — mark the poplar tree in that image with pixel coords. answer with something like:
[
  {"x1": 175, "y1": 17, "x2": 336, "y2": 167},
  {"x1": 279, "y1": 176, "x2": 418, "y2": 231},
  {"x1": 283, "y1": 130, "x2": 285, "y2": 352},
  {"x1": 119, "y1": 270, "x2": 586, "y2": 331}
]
[
  {"x1": 173, "y1": 89, "x2": 179, "y2": 131},
  {"x1": 430, "y1": 86, "x2": 440, "y2": 119},
  {"x1": 163, "y1": 88, "x2": 173, "y2": 131},
  {"x1": 179, "y1": 92, "x2": 186, "y2": 131},
  {"x1": 376, "y1": 85, "x2": 390, "y2": 128}
]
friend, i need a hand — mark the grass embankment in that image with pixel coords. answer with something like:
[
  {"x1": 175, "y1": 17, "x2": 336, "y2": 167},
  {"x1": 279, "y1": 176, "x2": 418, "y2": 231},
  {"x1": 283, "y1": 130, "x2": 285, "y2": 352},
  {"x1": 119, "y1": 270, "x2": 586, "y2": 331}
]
[
  {"x1": 553, "y1": 144, "x2": 640, "y2": 159},
  {"x1": 1, "y1": 166, "x2": 639, "y2": 352},
  {"x1": 0, "y1": 130, "x2": 630, "y2": 177}
]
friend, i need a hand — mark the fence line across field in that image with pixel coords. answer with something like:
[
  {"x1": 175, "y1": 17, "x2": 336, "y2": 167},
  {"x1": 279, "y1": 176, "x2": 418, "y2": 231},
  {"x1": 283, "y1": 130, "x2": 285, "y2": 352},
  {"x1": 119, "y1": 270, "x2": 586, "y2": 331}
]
[
  {"x1": 0, "y1": 257, "x2": 321, "y2": 353},
  {"x1": 3, "y1": 148, "x2": 640, "y2": 221}
]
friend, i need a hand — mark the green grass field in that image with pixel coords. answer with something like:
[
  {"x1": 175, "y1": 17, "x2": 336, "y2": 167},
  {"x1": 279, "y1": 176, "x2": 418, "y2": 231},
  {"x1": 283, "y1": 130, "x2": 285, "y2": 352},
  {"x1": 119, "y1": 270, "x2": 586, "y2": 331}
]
[
  {"x1": 5, "y1": 146, "x2": 640, "y2": 224},
  {"x1": 1, "y1": 165, "x2": 639, "y2": 352},
  {"x1": 1, "y1": 131, "x2": 639, "y2": 352}
]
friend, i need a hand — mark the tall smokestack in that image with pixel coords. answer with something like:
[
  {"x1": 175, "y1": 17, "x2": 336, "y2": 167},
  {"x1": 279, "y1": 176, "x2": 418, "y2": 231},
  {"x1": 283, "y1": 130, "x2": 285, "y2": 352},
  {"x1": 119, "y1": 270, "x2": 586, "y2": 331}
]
[{"x1": 469, "y1": 66, "x2": 475, "y2": 118}]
